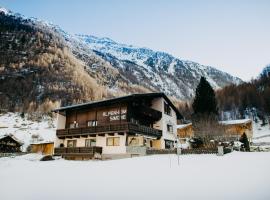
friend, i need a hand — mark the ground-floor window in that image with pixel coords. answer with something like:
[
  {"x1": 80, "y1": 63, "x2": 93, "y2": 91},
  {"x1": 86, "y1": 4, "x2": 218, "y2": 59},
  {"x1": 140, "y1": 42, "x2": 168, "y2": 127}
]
[
  {"x1": 106, "y1": 137, "x2": 120, "y2": 146},
  {"x1": 165, "y1": 139, "x2": 174, "y2": 149},
  {"x1": 128, "y1": 136, "x2": 141, "y2": 146},
  {"x1": 85, "y1": 139, "x2": 96, "y2": 147},
  {"x1": 67, "y1": 140, "x2": 77, "y2": 147}
]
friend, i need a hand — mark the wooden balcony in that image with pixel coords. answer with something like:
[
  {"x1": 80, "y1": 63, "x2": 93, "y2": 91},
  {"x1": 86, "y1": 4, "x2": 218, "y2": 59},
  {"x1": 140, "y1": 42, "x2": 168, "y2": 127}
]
[
  {"x1": 56, "y1": 123, "x2": 162, "y2": 138},
  {"x1": 132, "y1": 105, "x2": 162, "y2": 121},
  {"x1": 54, "y1": 146, "x2": 102, "y2": 156}
]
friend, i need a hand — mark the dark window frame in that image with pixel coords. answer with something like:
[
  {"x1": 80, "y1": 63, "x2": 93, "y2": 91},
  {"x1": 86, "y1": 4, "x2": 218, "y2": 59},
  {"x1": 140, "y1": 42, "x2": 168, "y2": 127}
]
[
  {"x1": 106, "y1": 137, "x2": 120, "y2": 146},
  {"x1": 164, "y1": 102, "x2": 172, "y2": 116}
]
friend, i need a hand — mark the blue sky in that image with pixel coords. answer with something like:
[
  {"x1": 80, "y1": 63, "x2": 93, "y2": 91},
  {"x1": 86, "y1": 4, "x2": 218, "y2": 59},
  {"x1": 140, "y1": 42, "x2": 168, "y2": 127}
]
[{"x1": 1, "y1": 0, "x2": 269, "y2": 80}]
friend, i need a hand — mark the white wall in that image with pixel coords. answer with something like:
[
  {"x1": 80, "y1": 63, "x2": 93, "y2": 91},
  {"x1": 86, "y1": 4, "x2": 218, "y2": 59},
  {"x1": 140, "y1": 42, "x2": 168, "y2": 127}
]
[
  {"x1": 151, "y1": 97, "x2": 178, "y2": 149},
  {"x1": 56, "y1": 113, "x2": 66, "y2": 129},
  {"x1": 97, "y1": 133, "x2": 127, "y2": 154}
]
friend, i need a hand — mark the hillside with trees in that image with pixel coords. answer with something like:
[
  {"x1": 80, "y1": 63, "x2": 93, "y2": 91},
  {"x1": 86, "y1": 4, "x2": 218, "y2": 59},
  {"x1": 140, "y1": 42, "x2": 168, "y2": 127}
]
[
  {"x1": 177, "y1": 68, "x2": 270, "y2": 124},
  {"x1": 0, "y1": 11, "x2": 110, "y2": 113},
  {"x1": 216, "y1": 70, "x2": 270, "y2": 121}
]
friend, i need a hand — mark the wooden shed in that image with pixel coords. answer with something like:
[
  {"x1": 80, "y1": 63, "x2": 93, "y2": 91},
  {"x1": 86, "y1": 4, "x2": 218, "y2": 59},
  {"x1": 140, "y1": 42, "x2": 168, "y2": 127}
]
[
  {"x1": 0, "y1": 134, "x2": 23, "y2": 153},
  {"x1": 30, "y1": 141, "x2": 54, "y2": 155},
  {"x1": 220, "y1": 119, "x2": 253, "y2": 141},
  {"x1": 177, "y1": 123, "x2": 194, "y2": 143}
]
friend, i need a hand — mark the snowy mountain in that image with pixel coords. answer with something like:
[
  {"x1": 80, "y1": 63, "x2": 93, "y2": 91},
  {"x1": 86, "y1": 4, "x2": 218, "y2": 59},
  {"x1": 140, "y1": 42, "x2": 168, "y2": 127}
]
[{"x1": 73, "y1": 34, "x2": 242, "y2": 99}]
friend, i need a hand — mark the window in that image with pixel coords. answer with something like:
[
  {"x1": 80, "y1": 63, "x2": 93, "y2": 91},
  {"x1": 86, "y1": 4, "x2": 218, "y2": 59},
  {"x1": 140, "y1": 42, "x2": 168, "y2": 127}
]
[
  {"x1": 167, "y1": 124, "x2": 173, "y2": 133},
  {"x1": 106, "y1": 137, "x2": 120, "y2": 146},
  {"x1": 85, "y1": 139, "x2": 96, "y2": 147},
  {"x1": 87, "y1": 120, "x2": 97, "y2": 127},
  {"x1": 128, "y1": 137, "x2": 141, "y2": 146},
  {"x1": 164, "y1": 102, "x2": 171, "y2": 116},
  {"x1": 165, "y1": 140, "x2": 174, "y2": 149},
  {"x1": 67, "y1": 140, "x2": 77, "y2": 148},
  {"x1": 69, "y1": 122, "x2": 78, "y2": 128}
]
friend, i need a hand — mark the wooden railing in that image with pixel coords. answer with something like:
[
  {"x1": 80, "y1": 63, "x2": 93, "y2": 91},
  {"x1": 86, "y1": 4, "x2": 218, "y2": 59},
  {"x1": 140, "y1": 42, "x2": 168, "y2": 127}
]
[
  {"x1": 54, "y1": 147, "x2": 102, "y2": 155},
  {"x1": 56, "y1": 123, "x2": 162, "y2": 138},
  {"x1": 181, "y1": 148, "x2": 218, "y2": 155}
]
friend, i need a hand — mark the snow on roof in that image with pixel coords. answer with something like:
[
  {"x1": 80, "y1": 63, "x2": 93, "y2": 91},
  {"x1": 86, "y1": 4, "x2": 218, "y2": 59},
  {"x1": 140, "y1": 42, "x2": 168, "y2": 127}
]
[
  {"x1": 0, "y1": 134, "x2": 24, "y2": 145},
  {"x1": 30, "y1": 141, "x2": 54, "y2": 145},
  {"x1": 177, "y1": 123, "x2": 192, "y2": 129},
  {"x1": 219, "y1": 119, "x2": 252, "y2": 125}
]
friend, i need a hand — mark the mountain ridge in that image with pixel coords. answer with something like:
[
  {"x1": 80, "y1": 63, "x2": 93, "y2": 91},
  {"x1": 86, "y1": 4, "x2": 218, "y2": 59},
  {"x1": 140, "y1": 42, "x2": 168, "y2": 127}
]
[{"x1": 73, "y1": 34, "x2": 242, "y2": 99}]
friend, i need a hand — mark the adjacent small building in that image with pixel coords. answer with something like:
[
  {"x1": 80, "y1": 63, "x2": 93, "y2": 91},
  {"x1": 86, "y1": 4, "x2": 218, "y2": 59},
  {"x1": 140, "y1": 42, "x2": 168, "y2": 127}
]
[
  {"x1": 0, "y1": 134, "x2": 23, "y2": 153},
  {"x1": 220, "y1": 119, "x2": 253, "y2": 142},
  {"x1": 176, "y1": 119, "x2": 253, "y2": 143},
  {"x1": 53, "y1": 93, "x2": 182, "y2": 160},
  {"x1": 30, "y1": 141, "x2": 54, "y2": 155},
  {"x1": 177, "y1": 123, "x2": 193, "y2": 138}
]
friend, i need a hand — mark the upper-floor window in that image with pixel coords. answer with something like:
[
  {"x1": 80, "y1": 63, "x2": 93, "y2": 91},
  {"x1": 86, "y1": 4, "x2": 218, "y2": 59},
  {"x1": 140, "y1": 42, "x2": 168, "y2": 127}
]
[
  {"x1": 106, "y1": 137, "x2": 120, "y2": 146},
  {"x1": 67, "y1": 140, "x2": 77, "y2": 147},
  {"x1": 167, "y1": 124, "x2": 173, "y2": 133},
  {"x1": 87, "y1": 120, "x2": 97, "y2": 127},
  {"x1": 69, "y1": 122, "x2": 78, "y2": 129},
  {"x1": 85, "y1": 139, "x2": 96, "y2": 147},
  {"x1": 164, "y1": 102, "x2": 172, "y2": 116}
]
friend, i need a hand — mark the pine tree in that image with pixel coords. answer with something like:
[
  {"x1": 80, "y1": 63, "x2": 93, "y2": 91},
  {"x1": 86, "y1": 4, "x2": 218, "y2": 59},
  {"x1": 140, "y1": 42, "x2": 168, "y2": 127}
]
[
  {"x1": 239, "y1": 133, "x2": 250, "y2": 152},
  {"x1": 192, "y1": 77, "x2": 218, "y2": 115}
]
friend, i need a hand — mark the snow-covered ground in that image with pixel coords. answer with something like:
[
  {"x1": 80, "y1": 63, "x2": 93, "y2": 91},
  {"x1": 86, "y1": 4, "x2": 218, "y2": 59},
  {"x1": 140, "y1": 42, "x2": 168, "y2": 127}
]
[
  {"x1": 252, "y1": 120, "x2": 270, "y2": 146},
  {"x1": 0, "y1": 112, "x2": 56, "y2": 150},
  {"x1": 0, "y1": 152, "x2": 270, "y2": 200}
]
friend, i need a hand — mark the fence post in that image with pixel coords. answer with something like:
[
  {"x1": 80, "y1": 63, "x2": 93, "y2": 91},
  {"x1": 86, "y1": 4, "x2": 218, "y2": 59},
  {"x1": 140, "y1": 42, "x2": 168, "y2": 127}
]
[{"x1": 217, "y1": 146, "x2": 224, "y2": 156}]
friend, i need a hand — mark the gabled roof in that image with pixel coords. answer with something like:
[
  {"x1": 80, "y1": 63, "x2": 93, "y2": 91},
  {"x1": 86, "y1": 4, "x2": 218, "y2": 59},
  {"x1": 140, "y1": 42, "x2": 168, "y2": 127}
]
[
  {"x1": 0, "y1": 134, "x2": 24, "y2": 145},
  {"x1": 177, "y1": 123, "x2": 192, "y2": 129},
  {"x1": 53, "y1": 92, "x2": 183, "y2": 119}
]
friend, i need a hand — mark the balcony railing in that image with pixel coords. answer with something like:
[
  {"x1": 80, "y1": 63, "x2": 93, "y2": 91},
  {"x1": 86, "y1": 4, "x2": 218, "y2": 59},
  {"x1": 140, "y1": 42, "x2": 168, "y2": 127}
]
[
  {"x1": 56, "y1": 123, "x2": 162, "y2": 138},
  {"x1": 132, "y1": 105, "x2": 162, "y2": 121},
  {"x1": 54, "y1": 147, "x2": 102, "y2": 155}
]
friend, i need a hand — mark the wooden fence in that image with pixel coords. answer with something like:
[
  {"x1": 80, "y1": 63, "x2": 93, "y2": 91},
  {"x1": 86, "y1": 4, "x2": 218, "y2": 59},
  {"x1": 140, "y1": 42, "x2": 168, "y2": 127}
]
[
  {"x1": 146, "y1": 149, "x2": 177, "y2": 155},
  {"x1": 0, "y1": 152, "x2": 27, "y2": 158},
  {"x1": 181, "y1": 148, "x2": 218, "y2": 155}
]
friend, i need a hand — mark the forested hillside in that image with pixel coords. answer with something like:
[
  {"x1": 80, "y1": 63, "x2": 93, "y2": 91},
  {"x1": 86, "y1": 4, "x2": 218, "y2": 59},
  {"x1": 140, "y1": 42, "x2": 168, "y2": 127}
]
[
  {"x1": 216, "y1": 72, "x2": 270, "y2": 120},
  {"x1": 0, "y1": 10, "x2": 109, "y2": 112}
]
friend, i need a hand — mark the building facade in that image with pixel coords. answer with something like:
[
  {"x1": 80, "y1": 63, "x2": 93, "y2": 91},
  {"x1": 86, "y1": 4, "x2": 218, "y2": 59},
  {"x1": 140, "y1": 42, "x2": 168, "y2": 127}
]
[{"x1": 53, "y1": 93, "x2": 182, "y2": 160}]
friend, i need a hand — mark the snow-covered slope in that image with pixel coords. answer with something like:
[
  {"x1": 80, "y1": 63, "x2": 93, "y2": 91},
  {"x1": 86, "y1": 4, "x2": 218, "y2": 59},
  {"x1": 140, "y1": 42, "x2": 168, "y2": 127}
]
[
  {"x1": 252, "y1": 121, "x2": 270, "y2": 147},
  {"x1": 75, "y1": 34, "x2": 242, "y2": 99},
  {"x1": 0, "y1": 113, "x2": 56, "y2": 150}
]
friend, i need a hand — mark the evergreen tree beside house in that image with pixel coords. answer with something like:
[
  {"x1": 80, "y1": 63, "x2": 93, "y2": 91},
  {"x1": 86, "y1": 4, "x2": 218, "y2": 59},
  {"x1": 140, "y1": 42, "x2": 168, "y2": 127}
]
[
  {"x1": 191, "y1": 77, "x2": 224, "y2": 147},
  {"x1": 239, "y1": 133, "x2": 250, "y2": 152},
  {"x1": 192, "y1": 76, "x2": 218, "y2": 116}
]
